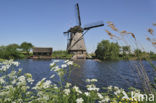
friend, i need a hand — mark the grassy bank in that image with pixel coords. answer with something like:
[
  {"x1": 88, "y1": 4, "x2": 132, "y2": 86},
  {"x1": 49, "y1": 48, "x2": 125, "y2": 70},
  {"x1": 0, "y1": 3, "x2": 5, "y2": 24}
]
[{"x1": 52, "y1": 51, "x2": 73, "y2": 59}]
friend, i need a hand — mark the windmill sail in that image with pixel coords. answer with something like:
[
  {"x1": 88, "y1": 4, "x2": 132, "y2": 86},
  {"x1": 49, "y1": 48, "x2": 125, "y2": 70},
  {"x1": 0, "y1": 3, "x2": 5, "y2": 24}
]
[
  {"x1": 83, "y1": 21, "x2": 104, "y2": 30},
  {"x1": 76, "y1": 3, "x2": 81, "y2": 26}
]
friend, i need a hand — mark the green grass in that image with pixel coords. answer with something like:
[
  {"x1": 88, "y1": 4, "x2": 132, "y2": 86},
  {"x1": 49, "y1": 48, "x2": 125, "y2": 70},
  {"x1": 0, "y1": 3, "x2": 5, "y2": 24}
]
[
  {"x1": 52, "y1": 51, "x2": 73, "y2": 59},
  {"x1": 0, "y1": 58, "x2": 5, "y2": 62}
]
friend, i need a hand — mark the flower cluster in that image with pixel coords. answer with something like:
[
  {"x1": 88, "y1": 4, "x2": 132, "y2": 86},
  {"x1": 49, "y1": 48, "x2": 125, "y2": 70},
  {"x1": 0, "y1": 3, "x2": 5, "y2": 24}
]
[
  {"x1": 0, "y1": 60, "x2": 148, "y2": 103},
  {"x1": 0, "y1": 60, "x2": 34, "y2": 103}
]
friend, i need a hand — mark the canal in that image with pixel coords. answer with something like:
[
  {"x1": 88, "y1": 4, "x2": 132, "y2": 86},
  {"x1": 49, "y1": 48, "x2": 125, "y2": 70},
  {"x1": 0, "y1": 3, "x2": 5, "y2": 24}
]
[{"x1": 18, "y1": 59, "x2": 156, "y2": 90}]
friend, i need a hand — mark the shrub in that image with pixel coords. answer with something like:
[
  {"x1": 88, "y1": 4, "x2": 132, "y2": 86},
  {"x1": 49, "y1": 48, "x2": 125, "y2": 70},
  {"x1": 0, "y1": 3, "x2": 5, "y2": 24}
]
[{"x1": 95, "y1": 40, "x2": 120, "y2": 60}]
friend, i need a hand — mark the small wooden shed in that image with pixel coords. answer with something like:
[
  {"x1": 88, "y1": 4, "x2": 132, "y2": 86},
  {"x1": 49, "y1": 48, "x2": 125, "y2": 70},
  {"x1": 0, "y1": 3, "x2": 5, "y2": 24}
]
[{"x1": 33, "y1": 47, "x2": 53, "y2": 59}]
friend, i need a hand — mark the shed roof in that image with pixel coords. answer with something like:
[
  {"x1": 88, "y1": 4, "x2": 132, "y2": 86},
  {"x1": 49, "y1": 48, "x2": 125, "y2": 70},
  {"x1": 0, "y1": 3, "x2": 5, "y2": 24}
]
[{"x1": 33, "y1": 47, "x2": 52, "y2": 53}]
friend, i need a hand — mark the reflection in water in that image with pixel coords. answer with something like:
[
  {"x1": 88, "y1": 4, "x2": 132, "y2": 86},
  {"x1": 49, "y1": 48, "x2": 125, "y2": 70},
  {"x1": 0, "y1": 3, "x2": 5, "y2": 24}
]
[{"x1": 18, "y1": 59, "x2": 156, "y2": 90}]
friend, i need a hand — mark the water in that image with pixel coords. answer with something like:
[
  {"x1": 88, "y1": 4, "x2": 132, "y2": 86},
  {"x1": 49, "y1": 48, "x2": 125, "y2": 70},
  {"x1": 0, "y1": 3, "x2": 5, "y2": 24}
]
[{"x1": 18, "y1": 59, "x2": 156, "y2": 90}]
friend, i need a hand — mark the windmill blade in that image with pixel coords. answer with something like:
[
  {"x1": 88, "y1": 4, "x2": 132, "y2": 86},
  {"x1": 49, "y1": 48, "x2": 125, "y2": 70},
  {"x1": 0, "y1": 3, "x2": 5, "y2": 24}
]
[
  {"x1": 63, "y1": 31, "x2": 69, "y2": 34},
  {"x1": 63, "y1": 29, "x2": 71, "y2": 34},
  {"x1": 76, "y1": 3, "x2": 81, "y2": 26},
  {"x1": 83, "y1": 21, "x2": 104, "y2": 30}
]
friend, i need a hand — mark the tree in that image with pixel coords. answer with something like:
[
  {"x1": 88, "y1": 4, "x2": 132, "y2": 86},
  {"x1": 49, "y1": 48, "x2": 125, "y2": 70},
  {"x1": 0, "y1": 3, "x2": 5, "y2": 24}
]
[
  {"x1": 20, "y1": 42, "x2": 33, "y2": 55},
  {"x1": 122, "y1": 46, "x2": 131, "y2": 59},
  {"x1": 134, "y1": 49, "x2": 142, "y2": 57},
  {"x1": 150, "y1": 51, "x2": 154, "y2": 56},
  {"x1": 0, "y1": 44, "x2": 22, "y2": 59},
  {"x1": 95, "y1": 40, "x2": 120, "y2": 60}
]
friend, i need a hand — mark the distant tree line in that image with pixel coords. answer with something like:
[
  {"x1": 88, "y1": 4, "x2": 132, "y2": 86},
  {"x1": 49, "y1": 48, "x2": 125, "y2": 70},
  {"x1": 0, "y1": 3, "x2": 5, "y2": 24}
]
[
  {"x1": 95, "y1": 40, "x2": 156, "y2": 61},
  {"x1": 0, "y1": 40, "x2": 155, "y2": 60},
  {"x1": 0, "y1": 42, "x2": 33, "y2": 59}
]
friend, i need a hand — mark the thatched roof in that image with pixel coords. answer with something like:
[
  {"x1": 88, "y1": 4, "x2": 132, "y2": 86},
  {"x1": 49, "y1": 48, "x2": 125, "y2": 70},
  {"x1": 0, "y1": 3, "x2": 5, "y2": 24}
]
[{"x1": 33, "y1": 47, "x2": 52, "y2": 53}]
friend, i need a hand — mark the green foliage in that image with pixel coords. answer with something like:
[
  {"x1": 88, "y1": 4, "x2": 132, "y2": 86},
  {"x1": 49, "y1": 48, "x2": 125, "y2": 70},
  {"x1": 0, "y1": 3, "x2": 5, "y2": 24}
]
[
  {"x1": 134, "y1": 49, "x2": 142, "y2": 57},
  {"x1": 0, "y1": 44, "x2": 25, "y2": 59},
  {"x1": 20, "y1": 42, "x2": 33, "y2": 54},
  {"x1": 149, "y1": 51, "x2": 156, "y2": 60},
  {"x1": 52, "y1": 51, "x2": 73, "y2": 59},
  {"x1": 95, "y1": 40, "x2": 120, "y2": 60},
  {"x1": 0, "y1": 42, "x2": 34, "y2": 60},
  {"x1": 122, "y1": 46, "x2": 131, "y2": 60}
]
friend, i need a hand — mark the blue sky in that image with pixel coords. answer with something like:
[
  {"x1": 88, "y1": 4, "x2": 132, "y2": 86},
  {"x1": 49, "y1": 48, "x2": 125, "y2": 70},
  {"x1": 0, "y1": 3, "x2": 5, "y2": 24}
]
[{"x1": 0, "y1": 0, "x2": 156, "y2": 53}]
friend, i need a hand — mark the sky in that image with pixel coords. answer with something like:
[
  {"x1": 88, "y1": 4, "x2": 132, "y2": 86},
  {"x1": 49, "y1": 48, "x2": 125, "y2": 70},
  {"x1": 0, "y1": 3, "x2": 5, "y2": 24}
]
[{"x1": 0, "y1": 0, "x2": 156, "y2": 53}]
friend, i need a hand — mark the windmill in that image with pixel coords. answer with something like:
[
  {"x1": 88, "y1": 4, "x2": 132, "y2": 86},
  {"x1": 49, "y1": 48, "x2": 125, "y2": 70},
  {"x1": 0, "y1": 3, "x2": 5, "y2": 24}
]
[{"x1": 64, "y1": 3, "x2": 104, "y2": 59}]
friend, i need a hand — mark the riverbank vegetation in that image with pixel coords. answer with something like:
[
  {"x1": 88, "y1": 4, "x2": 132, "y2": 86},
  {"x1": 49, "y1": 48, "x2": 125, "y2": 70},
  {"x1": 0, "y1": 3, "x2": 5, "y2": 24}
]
[
  {"x1": 94, "y1": 21, "x2": 156, "y2": 61},
  {"x1": 52, "y1": 51, "x2": 73, "y2": 59},
  {"x1": 94, "y1": 40, "x2": 156, "y2": 61},
  {"x1": 0, "y1": 42, "x2": 33, "y2": 60}
]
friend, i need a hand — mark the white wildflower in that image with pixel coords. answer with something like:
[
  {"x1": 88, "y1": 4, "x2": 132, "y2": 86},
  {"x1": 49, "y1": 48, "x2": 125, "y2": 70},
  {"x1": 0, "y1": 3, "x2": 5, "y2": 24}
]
[
  {"x1": 86, "y1": 79, "x2": 91, "y2": 82},
  {"x1": 86, "y1": 79, "x2": 97, "y2": 83},
  {"x1": 41, "y1": 78, "x2": 46, "y2": 81},
  {"x1": 1, "y1": 65, "x2": 9, "y2": 71},
  {"x1": 17, "y1": 76, "x2": 26, "y2": 85},
  {"x1": 58, "y1": 71, "x2": 64, "y2": 77},
  {"x1": 63, "y1": 89, "x2": 70, "y2": 95},
  {"x1": 11, "y1": 79, "x2": 17, "y2": 84},
  {"x1": 87, "y1": 84, "x2": 99, "y2": 91},
  {"x1": 53, "y1": 66, "x2": 61, "y2": 72},
  {"x1": 33, "y1": 78, "x2": 47, "y2": 89},
  {"x1": 18, "y1": 76, "x2": 25, "y2": 82},
  {"x1": 84, "y1": 92, "x2": 90, "y2": 96},
  {"x1": 73, "y1": 86, "x2": 82, "y2": 94},
  {"x1": 5, "y1": 85, "x2": 13, "y2": 89},
  {"x1": 65, "y1": 82, "x2": 72, "y2": 88},
  {"x1": 27, "y1": 78, "x2": 34, "y2": 84},
  {"x1": 64, "y1": 60, "x2": 69, "y2": 63},
  {"x1": 8, "y1": 71, "x2": 17, "y2": 78},
  {"x1": 18, "y1": 68, "x2": 22, "y2": 72},
  {"x1": 17, "y1": 99, "x2": 23, "y2": 102},
  {"x1": 4, "y1": 98, "x2": 11, "y2": 102},
  {"x1": 108, "y1": 85, "x2": 112, "y2": 90},
  {"x1": 76, "y1": 98, "x2": 84, "y2": 103},
  {"x1": 21, "y1": 85, "x2": 29, "y2": 91},
  {"x1": 97, "y1": 93, "x2": 104, "y2": 99},
  {"x1": 99, "y1": 96, "x2": 110, "y2": 103},
  {"x1": 114, "y1": 89, "x2": 121, "y2": 96},
  {"x1": 61, "y1": 64, "x2": 67, "y2": 68},
  {"x1": 50, "y1": 62, "x2": 55, "y2": 67},
  {"x1": 91, "y1": 79, "x2": 98, "y2": 82},
  {"x1": 67, "y1": 61, "x2": 73, "y2": 65},
  {"x1": 0, "y1": 91, "x2": 9, "y2": 96},
  {"x1": 104, "y1": 96, "x2": 110, "y2": 102},
  {"x1": 50, "y1": 74, "x2": 55, "y2": 79},
  {"x1": 42, "y1": 80, "x2": 51, "y2": 89},
  {"x1": 12, "y1": 61, "x2": 19, "y2": 67},
  {"x1": 25, "y1": 73, "x2": 32, "y2": 78},
  {"x1": 114, "y1": 86, "x2": 119, "y2": 90},
  {"x1": 53, "y1": 84, "x2": 58, "y2": 89},
  {"x1": 0, "y1": 77, "x2": 5, "y2": 84}
]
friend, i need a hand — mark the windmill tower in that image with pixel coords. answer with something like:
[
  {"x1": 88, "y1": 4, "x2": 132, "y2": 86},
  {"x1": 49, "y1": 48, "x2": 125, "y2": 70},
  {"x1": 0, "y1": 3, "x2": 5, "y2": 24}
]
[{"x1": 64, "y1": 3, "x2": 104, "y2": 59}]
